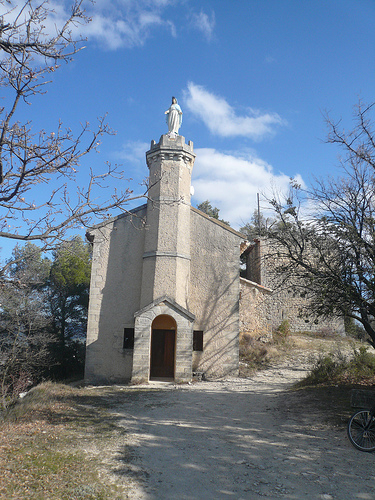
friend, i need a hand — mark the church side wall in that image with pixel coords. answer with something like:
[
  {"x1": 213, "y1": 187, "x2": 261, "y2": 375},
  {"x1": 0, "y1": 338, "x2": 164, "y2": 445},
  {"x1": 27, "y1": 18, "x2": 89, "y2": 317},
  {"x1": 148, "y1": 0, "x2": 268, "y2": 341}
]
[
  {"x1": 189, "y1": 212, "x2": 241, "y2": 378},
  {"x1": 85, "y1": 208, "x2": 146, "y2": 384}
]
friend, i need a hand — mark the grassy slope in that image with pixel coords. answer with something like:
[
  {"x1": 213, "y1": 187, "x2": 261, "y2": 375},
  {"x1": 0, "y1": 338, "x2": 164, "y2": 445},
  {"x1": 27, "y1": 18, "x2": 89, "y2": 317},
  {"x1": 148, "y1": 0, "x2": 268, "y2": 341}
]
[{"x1": 0, "y1": 383, "x2": 134, "y2": 500}]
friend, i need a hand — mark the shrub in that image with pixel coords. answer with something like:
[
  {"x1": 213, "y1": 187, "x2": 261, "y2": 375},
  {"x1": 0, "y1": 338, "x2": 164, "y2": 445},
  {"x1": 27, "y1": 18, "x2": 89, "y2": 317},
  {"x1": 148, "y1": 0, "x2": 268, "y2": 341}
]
[
  {"x1": 315, "y1": 326, "x2": 337, "y2": 338},
  {"x1": 298, "y1": 353, "x2": 347, "y2": 386},
  {"x1": 350, "y1": 346, "x2": 375, "y2": 378},
  {"x1": 345, "y1": 317, "x2": 368, "y2": 341},
  {"x1": 297, "y1": 346, "x2": 375, "y2": 387},
  {"x1": 0, "y1": 370, "x2": 34, "y2": 411},
  {"x1": 273, "y1": 319, "x2": 290, "y2": 344},
  {"x1": 239, "y1": 333, "x2": 281, "y2": 375}
]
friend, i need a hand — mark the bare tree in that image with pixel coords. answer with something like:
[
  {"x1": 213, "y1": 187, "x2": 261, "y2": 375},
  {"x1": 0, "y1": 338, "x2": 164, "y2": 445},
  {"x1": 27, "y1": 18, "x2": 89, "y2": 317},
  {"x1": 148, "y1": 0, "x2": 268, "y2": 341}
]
[
  {"x1": 266, "y1": 102, "x2": 375, "y2": 347},
  {"x1": 0, "y1": 1, "x2": 145, "y2": 272}
]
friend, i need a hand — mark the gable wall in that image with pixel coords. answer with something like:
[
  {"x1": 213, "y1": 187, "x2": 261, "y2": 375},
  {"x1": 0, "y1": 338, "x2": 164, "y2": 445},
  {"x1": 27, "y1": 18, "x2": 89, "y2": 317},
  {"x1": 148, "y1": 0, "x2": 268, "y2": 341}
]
[{"x1": 85, "y1": 208, "x2": 146, "y2": 384}]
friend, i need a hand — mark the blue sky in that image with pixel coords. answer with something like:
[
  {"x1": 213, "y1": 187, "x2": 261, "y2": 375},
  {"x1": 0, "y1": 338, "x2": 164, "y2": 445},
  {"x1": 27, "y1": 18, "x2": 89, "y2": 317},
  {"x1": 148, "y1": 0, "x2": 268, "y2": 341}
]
[{"x1": 1, "y1": 0, "x2": 375, "y2": 253}]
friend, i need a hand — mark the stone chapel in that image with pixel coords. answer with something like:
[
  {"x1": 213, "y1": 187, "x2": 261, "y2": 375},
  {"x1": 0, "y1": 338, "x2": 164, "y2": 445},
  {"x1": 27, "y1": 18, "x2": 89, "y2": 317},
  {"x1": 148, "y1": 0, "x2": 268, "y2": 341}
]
[
  {"x1": 84, "y1": 134, "x2": 246, "y2": 384},
  {"x1": 84, "y1": 103, "x2": 346, "y2": 385}
]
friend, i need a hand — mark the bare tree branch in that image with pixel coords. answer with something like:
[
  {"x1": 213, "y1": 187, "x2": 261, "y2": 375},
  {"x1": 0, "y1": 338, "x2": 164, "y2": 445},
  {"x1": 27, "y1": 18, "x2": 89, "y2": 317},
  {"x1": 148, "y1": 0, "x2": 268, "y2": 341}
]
[
  {"x1": 0, "y1": 1, "x2": 148, "y2": 269},
  {"x1": 266, "y1": 102, "x2": 375, "y2": 347}
]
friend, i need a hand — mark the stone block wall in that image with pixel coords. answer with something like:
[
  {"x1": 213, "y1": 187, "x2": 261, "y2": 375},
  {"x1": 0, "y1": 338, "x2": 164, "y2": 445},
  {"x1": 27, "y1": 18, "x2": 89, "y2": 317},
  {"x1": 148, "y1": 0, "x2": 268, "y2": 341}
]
[
  {"x1": 244, "y1": 238, "x2": 346, "y2": 336},
  {"x1": 131, "y1": 299, "x2": 195, "y2": 384},
  {"x1": 239, "y1": 278, "x2": 273, "y2": 341},
  {"x1": 189, "y1": 209, "x2": 243, "y2": 378},
  {"x1": 267, "y1": 287, "x2": 346, "y2": 335},
  {"x1": 85, "y1": 206, "x2": 147, "y2": 384}
]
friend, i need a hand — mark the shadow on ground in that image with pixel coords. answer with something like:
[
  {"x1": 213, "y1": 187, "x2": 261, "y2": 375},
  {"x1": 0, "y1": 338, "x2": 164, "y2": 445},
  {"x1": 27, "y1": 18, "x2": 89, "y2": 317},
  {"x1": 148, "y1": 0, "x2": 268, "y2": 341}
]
[{"x1": 74, "y1": 378, "x2": 375, "y2": 500}]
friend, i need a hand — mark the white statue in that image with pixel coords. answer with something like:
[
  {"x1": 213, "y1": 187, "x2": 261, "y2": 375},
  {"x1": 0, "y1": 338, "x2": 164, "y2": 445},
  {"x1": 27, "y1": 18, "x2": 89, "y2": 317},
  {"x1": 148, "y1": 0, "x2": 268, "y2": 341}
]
[{"x1": 165, "y1": 96, "x2": 183, "y2": 137}]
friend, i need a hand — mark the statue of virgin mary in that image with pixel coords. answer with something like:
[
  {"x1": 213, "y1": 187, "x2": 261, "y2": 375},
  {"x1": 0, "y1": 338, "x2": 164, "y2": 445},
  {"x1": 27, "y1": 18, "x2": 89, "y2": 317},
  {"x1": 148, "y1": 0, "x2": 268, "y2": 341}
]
[{"x1": 165, "y1": 97, "x2": 183, "y2": 136}]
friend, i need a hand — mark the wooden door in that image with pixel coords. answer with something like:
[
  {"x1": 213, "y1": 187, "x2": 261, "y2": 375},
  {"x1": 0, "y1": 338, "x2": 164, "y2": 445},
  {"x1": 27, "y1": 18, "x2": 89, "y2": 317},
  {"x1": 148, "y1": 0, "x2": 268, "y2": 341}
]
[{"x1": 150, "y1": 329, "x2": 175, "y2": 378}]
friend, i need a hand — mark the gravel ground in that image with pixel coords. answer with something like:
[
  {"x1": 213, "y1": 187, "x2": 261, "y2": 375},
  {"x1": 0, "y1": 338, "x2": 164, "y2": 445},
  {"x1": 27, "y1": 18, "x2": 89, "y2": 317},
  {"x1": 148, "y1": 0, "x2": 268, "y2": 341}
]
[{"x1": 102, "y1": 348, "x2": 375, "y2": 500}]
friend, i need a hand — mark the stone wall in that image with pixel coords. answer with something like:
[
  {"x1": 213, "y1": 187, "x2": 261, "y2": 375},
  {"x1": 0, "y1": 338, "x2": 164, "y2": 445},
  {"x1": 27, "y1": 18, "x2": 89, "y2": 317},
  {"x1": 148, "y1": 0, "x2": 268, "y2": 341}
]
[
  {"x1": 243, "y1": 238, "x2": 346, "y2": 336},
  {"x1": 267, "y1": 287, "x2": 346, "y2": 335},
  {"x1": 131, "y1": 298, "x2": 195, "y2": 384},
  {"x1": 141, "y1": 135, "x2": 195, "y2": 309},
  {"x1": 239, "y1": 278, "x2": 273, "y2": 341},
  {"x1": 189, "y1": 209, "x2": 243, "y2": 378},
  {"x1": 84, "y1": 206, "x2": 147, "y2": 384},
  {"x1": 85, "y1": 204, "x2": 244, "y2": 384}
]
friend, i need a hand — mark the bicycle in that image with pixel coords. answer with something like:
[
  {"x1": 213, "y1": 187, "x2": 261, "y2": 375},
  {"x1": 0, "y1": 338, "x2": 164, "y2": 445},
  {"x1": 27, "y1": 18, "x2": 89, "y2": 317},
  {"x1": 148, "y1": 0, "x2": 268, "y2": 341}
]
[{"x1": 347, "y1": 406, "x2": 375, "y2": 452}]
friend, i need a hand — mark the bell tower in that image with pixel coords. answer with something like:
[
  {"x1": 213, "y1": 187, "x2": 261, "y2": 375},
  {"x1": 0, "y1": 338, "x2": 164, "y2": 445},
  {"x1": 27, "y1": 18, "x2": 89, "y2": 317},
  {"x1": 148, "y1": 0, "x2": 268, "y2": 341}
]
[{"x1": 140, "y1": 134, "x2": 196, "y2": 309}]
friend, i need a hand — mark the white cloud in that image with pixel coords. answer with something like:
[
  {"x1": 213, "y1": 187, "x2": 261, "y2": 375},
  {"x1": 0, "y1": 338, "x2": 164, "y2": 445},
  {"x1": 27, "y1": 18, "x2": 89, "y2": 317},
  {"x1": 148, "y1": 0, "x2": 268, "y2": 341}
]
[
  {"x1": 116, "y1": 142, "x2": 306, "y2": 231},
  {"x1": 184, "y1": 82, "x2": 286, "y2": 140},
  {"x1": 81, "y1": 2, "x2": 216, "y2": 49},
  {"x1": 83, "y1": 2, "x2": 176, "y2": 49},
  {"x1": 191, "y1": 11, "x2": 215, "y2": 41},
  {"x1": 1, "y1": 1, "x2": 216, "y2": 51},
  {"x1": 110, "y1": 140, "x2": 151, "y2": 199},
  {"x1": 265, "y1": 55, "x2": 276, "y2": 64},
  {"x1": 191, "y1": 148, "x2": 304, "y2": 229}
]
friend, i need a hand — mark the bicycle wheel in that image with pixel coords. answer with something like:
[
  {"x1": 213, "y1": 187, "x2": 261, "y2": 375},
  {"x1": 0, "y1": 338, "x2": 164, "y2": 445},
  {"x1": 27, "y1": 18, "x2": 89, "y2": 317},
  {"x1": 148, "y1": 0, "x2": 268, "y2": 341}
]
[{"x1": 347, "y1": 409, "x2": 375, "y2": 452}]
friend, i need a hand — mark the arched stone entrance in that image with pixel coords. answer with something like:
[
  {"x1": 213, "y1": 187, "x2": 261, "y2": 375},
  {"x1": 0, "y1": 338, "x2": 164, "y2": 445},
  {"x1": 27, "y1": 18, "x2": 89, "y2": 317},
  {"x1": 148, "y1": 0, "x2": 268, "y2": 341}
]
[
  {"x1": 150, "y1": 315, "x2": 176, "y2": 379},
  {"x1": 132, "y1": 297, "x2": 195, "y2": 384}
]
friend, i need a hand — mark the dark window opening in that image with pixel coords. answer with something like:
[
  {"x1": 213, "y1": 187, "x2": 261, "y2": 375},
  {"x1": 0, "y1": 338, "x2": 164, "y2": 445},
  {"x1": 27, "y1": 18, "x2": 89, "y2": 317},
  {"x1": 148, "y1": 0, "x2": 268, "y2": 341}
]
[
  {"x1": 123, "y1": 328, "x2": 135, "y2": 349},
  {"x1": 193, "y1": 330, "x2": 204, "y2": 351}
]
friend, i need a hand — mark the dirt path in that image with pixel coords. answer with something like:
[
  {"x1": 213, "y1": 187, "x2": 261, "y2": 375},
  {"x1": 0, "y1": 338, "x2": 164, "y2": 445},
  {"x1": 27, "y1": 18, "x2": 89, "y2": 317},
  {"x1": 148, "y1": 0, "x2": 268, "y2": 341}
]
[{"x1": 100, "y1": 342, "x2": 375, "y2": 499}]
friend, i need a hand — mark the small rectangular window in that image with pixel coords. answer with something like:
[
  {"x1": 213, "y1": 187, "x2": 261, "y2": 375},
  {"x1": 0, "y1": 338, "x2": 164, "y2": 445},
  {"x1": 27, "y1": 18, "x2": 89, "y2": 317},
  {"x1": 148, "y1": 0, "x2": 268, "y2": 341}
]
[
  {"x1": 193, "y1": 330, "x2": 203, "y2": 351},
  {"x1": 123, "y1": 328, "x2": 135, "y2": 349}
]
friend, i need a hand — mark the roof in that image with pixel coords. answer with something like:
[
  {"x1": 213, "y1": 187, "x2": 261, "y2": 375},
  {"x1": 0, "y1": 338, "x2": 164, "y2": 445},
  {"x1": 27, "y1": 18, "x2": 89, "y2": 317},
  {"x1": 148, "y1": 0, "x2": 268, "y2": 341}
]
[
  {"x1": 190, "y1": 206, "x2": 247, "y2": 239},
  {"x1": 240, "y1": 277, "x2": 273, "y2": 294},
  {"x1": 86, "y1": 203, "x2": 249, "y2": 244},
  {"x1": 86, "y1": 204, "x2": 147, "y2": 238},
  {"x1": 240, "y1": 238, "x2": 261, "y2": 257}
]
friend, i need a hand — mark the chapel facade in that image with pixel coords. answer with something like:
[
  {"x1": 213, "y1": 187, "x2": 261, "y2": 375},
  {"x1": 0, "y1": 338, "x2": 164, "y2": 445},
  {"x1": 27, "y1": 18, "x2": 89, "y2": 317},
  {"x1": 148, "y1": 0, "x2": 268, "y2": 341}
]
[
  {"x1": 84, "y1": 126, "x2": 347, "y2": 385},
  {"x1": 84, "y1": 134, "x2": 245, "y2": 384}
]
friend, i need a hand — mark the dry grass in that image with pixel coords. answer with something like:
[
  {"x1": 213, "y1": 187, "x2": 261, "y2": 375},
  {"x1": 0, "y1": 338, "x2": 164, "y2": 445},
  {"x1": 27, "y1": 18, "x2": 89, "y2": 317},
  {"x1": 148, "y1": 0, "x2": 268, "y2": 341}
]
[
  {"x1": 239, "y1": 328, "x2": 300, "y2": 376},
  {"x1": 239, "y1": 335, "x2": 283, "y2": 376},
  {"x1": 296, "y1": 345, "x2": 375, "y2": 388},
  {"x1": 239, "y1": 329, "x2": 373, "y2": 378},
  {"x1": 0, "y1": 383, "x2": 134, "y2": 500},
  {"x1": 240, "y1": 330, "x2": 375, "y2": 429}
]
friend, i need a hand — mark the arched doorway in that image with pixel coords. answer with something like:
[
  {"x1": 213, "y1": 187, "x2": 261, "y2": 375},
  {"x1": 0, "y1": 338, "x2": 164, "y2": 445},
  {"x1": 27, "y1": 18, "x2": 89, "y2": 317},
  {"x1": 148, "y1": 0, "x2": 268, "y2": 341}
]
[{"x1": 150, "y1": 315, "x2": 176, "y2": 379}]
